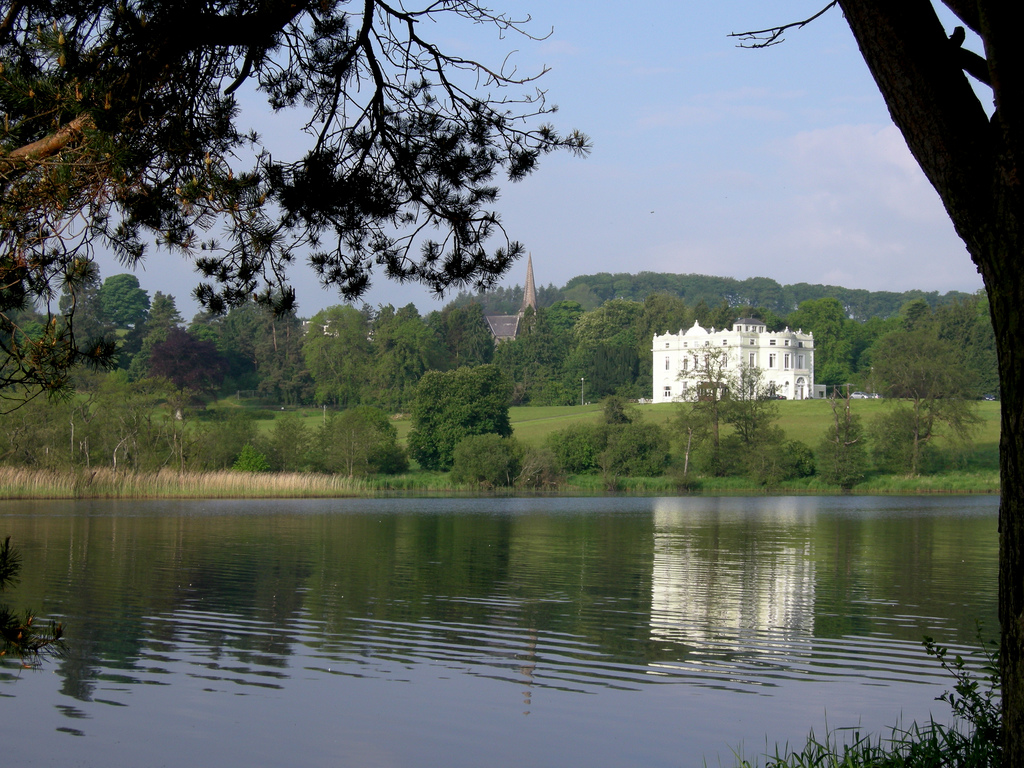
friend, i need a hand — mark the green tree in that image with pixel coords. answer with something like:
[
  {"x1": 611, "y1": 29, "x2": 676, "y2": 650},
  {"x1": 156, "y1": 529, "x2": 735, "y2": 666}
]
[
  {"x1": 191, "y1": 410, "x2": 260, "y2": 470},
  {"x1": 302, "y1": 305, "x2": 373, "y2": 407},
  {"x1": 492, "y1": 304, "x2": 578, "y2": 405},
  {"x1": 818, "y1": 393, "x2": 869, "y2": 489},
  {"x1": 371, "y1": 304, "x2": 445, "y2": 411},
  {"x1": 85, "y1": 372, "x2": 180, "y2": 471},
  {"x1": 212, "y1": 301, "x2": 312, "y2": 405},
  {"x1": 788, "y1": 297, "x2": 853, "y2": 388},
  {"x1": 408, "y1": 365, "x2": 512, "y2": 471},
  {"x1": 676, "y1": 345, "x2": 732, "y2": 474},
  {"x1": 0, "y1": 0, "x2": 586, "y2": 402},
  {"x1": 430, "y1": 303, "x2": 495, "y2": 369},
  {"x1": 57, "y1": 262, "x2": 113, "y2": 346},
  {"x1": 264, "y1": 413, "x2": 311, "y2": 472},
  {"x1": 565, "y1": 299, "x2": 644, "y2": 399},
  {"x1": 315, "y1": 406, "x2": 407, "y2": 477},
  {"x1": 870, "y1": 324, "x2": 979, "y2": 475},
  {"x1": 98, "y1": 274, "x2": 150, "y2": 330},
  {"x1": 128, "y1": 292, "x2": 184, "y2": 380}
]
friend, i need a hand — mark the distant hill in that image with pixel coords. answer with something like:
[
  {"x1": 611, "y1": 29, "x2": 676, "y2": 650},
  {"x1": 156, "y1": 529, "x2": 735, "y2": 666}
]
[{"x1": 453, "y1": 271, "x2": 976, "y2": 321}]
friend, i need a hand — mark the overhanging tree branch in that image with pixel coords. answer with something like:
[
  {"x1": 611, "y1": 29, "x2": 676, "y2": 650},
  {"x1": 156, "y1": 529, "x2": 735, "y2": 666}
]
[{"x1": 729, "y1": 2, "x2": 837, "y2": 48}]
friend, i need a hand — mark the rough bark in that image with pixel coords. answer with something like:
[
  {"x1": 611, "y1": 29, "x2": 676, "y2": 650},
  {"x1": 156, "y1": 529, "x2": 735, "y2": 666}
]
[{"x1": 838, "y1": 0, "x2": 1023, "y2": 759}]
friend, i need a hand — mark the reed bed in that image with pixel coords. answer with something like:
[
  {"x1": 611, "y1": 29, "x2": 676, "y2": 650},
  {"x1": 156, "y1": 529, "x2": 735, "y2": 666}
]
[
  {"x1": 0, "y1": 466, "x2": 1001, "y2": 500},
  {"x1": 0, "y1": 467, "x2": 441, "y2": 499}
]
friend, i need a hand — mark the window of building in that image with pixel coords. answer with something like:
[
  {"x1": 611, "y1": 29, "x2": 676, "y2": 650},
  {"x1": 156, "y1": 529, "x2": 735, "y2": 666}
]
[
  {"x1": 722, "y1": 339, "x2": 728, "y2": 346},
  {"x1": 797, "y1": 341, "x2": 804, "y2": 348},
  {"x1": 769, "y1": 339, "x2": 776, "y2": 346},
  {"x1": 682, "y1": 358, "x2": 688, "y2": 371},
  {"x1": 785, "y1": 339, "x2": 790, "y2": 346},
  {"x1": 665, "y1": 357, "x2": 670, "y2": 370},
  {"x1": 749, "y1": 338, "x2": 755, "y2": 345},
  {"x1": 769, "y1": 353, "x2": 777, "y2": 368},
  {"x1": 797, "y1": 354, "x2": 805, "y2": 369},
  {"x1": 663, "y1": 386, "x2": 671, "y2": 398},
  {"x1": 784, "y1": 353, "x2": 790, "y2": 369},
  {"x1": 749, "y1": 352, "x2": 755, "y2": 367}
]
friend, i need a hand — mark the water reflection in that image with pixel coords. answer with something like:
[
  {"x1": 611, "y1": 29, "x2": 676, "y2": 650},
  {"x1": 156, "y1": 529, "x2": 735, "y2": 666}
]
[
  {"x1": 0, "y1": 495, "x2": 999, "y2": 768},
  {"x1": 651, "y1": 498, "x2": 817, "y2": 647}
]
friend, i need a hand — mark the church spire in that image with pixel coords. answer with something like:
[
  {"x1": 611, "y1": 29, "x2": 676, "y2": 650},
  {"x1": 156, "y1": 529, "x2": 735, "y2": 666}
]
[{"x1": 520, "y1": 253, "x2": 537, "y2": 314}]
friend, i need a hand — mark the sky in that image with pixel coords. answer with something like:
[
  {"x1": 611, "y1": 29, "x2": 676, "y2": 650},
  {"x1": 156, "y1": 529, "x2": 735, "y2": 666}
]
[{"x1": 97, "y1": 1, "x2": 989, "y2": 319}]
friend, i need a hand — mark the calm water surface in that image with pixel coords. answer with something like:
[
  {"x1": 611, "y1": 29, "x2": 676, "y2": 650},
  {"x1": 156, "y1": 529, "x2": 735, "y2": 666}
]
[{"x1": 0, "y1": 495, "x2": 998, "y2": 767}]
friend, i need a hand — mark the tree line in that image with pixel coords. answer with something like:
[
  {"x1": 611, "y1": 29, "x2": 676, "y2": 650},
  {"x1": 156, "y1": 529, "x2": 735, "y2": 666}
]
[
  {"x1": 0, "y1": 267, "x2": 994, "y2": 486},
  {"x1": 452, "y1": 271, "x2": 976, "y2": 321},
  {"x1": 5, "y1": 267, "x2": 998, "y2": 416}
]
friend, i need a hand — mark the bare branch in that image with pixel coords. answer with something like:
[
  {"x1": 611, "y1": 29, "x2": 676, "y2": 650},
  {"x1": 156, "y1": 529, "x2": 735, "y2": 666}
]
[{"x1": 729, "y1": 2, "x2": 838, "y2": 48}]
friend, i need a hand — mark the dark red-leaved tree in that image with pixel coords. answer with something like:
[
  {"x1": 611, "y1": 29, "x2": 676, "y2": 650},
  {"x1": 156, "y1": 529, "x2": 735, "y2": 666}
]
[{"x1": 148, "y1": 328, "x2": 227, "y2": 397}]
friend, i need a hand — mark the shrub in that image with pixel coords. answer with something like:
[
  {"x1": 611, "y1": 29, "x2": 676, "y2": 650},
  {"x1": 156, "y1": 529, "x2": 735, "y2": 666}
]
[
  {"x1": 515, "y1": 445, "x2": 564, "y2": 490},
  {"x1": 547, "y1": 422, "x2": 607, "y2": 474},
  {"x1": 601, "y1": 421, "x2": 670, "y2": 478},
  {"x1": 233, "y1": 443, "x2": 271, "y2": 472},
  {"x1": 450, "y1": 434, "x2": 522, "y2": 487}
]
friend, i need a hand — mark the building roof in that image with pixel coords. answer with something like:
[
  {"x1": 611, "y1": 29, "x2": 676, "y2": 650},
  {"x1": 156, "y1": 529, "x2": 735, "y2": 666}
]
[
  {"x1": 485, "y1": 314, "x2": 520, "y2": 341},
  {"x1": 484, "y1": 254, "x2": 536, "y2": 342}
]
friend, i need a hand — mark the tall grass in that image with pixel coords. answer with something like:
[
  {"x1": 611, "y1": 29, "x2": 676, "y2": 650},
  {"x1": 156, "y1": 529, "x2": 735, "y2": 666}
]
[
  {"x1": 0, "y1": 467, "x2": 471, "y2": 499},
  {"x1": 732, "y1": 632, "x2": 1001, "y2": 768}
]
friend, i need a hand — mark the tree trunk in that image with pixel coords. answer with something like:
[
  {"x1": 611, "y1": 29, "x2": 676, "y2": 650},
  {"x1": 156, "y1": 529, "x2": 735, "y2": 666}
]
[
  {"x1": 980, "y1": 216, "x2": 1024, "y2": 761},
  {"x1": 837, "y1": 0, "x2": 1024, "y2": 757}
]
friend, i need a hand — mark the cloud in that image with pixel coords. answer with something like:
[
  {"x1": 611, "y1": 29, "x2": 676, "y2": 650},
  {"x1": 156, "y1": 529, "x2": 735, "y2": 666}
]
[{"x1": 781, "y1": 124, "x2": 941, "y2": 223}]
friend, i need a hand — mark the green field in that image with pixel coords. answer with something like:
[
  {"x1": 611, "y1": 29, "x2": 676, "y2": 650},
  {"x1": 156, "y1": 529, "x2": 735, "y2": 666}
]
[
  {"x1": 509, "y1": 399, "x2": 1000, "y2": 463},
  {"x1": 247, "y1": 398, "x2": 1001, "y2": 471}
]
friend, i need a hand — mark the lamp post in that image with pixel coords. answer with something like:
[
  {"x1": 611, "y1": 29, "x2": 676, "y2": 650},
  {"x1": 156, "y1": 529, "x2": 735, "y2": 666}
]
[{"x1": 580, "y1": 377, "x2": 585, "y2": 406}]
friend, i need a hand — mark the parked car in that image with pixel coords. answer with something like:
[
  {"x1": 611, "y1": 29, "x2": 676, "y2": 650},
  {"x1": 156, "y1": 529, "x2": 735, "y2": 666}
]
[
  {"x1": 983, "y1": 394, "x2": 997, "y2": 401},
  {"x1": 850, "y1": 391, "x2": 870, "y2": 399}
]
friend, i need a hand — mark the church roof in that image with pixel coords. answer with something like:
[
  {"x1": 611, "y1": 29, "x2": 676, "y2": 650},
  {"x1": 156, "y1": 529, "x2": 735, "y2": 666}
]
[{"x1": 485, "y1": 314, "x2": 520, "y2": 341}]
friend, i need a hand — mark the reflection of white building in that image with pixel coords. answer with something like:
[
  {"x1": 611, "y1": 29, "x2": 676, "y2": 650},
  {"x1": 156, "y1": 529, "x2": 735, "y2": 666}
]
[
  {"x1": 652, "y1": 318, "x2": 826, "y2": 403},
  {"x1": 649, "y1": 501, "x2": 816, "y2": 647}
]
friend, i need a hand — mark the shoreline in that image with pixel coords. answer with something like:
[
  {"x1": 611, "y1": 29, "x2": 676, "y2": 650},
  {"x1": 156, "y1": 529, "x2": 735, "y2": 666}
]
[{"x1": 0, "y1": 467, "x2": 1001, "y2": 500}]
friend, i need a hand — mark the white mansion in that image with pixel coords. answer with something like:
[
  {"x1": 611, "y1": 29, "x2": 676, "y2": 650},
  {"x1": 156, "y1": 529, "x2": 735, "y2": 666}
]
[{"x1": 651, "y1": 318, "x2": 826, "y2": 403}]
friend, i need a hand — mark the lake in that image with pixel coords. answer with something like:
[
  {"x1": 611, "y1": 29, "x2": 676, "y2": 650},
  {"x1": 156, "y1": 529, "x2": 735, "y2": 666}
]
[{"x1": 0, "y1": 495, "x2": 998, "y2": 767}]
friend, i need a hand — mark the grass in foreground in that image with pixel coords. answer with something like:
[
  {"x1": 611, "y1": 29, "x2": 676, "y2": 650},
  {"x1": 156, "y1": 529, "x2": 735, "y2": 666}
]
[{"x1": 732, "y1": 633, "x2": 1000, "y2": 768}]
